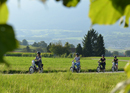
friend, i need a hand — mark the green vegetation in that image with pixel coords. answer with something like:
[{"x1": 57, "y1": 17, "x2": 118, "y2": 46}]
[
  {"x1": 0, "y1": 57, "x2": 128, "y2": 74},
  {"x1": 89, "y1": 0, "x2": 130, "y2": 27},
  {"x1": 0, "y1": 73, "x2": 127, "y2": 93},
  {"x1": 82, "y1": 29, "x2": 105, "y2": 57},
  {"x1": 0, "y1": 57, "x2": 129, "y2": 93}
]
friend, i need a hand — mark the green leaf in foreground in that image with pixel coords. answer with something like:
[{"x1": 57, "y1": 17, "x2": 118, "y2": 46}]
[
  {"x1": 89, "y1": 0, "x2": 130, "y2": 27},
  {"x1": 63, "y1": 0, "x2": 80, "y2": 7},
  {"x1": 89, "y1": 0, "x2": 122, "y2": 25},
  {"x1": 124, "y1": 5, "x2": 130, "y2": 27},
  {"x1": 0, "y1": 0, "x2": 7, "y2": 5},
  {"x1": 0, "y1": 24, "x2": 18, "y2": 66},
  {"x1": 0, "y1": 2, "x2": 9, "y2": 24},
  {"x1": 124, "y1": 62, "x2": 130, "y2": 78},
  {"x1": 111, "y1": 0, "x2": 130, "y2": 27}
]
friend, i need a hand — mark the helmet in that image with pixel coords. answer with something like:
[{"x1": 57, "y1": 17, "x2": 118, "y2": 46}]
[
  {"x1": 76, "y1": 53, "x2": 79, "y2": 56},
  {"x1": 102, "y1": 54, "x2": 104, "y2": 57},
  {"x1": 114, "y1": 56, "x2": 117, "y2": 58},
  {"x1": 37, "y1": 51, "x2": 41, "y2": 55}
]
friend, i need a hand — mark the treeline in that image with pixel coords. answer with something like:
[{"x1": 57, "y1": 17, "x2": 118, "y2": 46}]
[
  {"x1": 17, "y1": 29, "x2": 127, "y2": 57},
  {"x1": 17, "y1": 29, "x2": 105, "y2": 57}
]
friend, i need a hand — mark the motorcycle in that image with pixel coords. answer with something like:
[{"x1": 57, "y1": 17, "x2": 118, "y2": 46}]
[
  {"x1": 29, "y1": 60, "x2": 43, "y2": 74},
  {"x1": 112, "y1": 62, "x2": 118, "y2": 72},
  {"x1": 70, "y1": 62, "x2": 81, "y2": 73},
  {"x1": 97, "y1": 62, "x2": 105, "y2": 72}
]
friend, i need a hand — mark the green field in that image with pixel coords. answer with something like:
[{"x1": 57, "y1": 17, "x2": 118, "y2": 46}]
[
  {"x1": 0, "y1": 73, "x2": 127, "y2": 93},
  {"x1": 0, "y1": 57, "x2": 129, "y2": 93},
  {"x1": 0, "y1": 57, "x2": 129, "y2": 73}
]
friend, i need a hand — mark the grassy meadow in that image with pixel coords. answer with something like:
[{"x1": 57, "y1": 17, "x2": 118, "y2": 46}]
[
  {"x1": 0, "y1": 57, "x2": 129, "y2": 93},
  {"x1": 0, "y1": 73, "x2": 127, "y2": 93},
  {"x1": 0, "y1": 57, "x2": 129, "y2": 73}
]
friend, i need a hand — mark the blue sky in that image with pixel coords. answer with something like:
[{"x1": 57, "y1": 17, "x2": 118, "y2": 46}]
[{"x1": 7, "y1": 0, "x2": 89, "y2": 30}]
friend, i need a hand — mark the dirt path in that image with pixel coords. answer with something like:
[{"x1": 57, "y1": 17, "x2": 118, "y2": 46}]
[
  {"x1": 1, "y1": 71, "x2": 125, "y2": 75},
  {"x1": 79, "y1": 71, "x2": 124, "y2": 74}
]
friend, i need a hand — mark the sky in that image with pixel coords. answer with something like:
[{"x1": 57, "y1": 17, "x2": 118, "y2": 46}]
[{"x1": 6, "y1": 0, "x2": 130, "y2": 46}]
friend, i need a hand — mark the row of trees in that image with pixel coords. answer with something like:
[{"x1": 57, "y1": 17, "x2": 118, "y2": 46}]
[
  {"x1": 46, "y1": 29, "x2": 105, "y2": 57},
  {"x1": 19, "y1": 40, "x2": 75, "y2": 48},
  {"x1": 19, "y1": 29, "x2": 106, "y2": 57},
  {"x1": 19, "y1": 29, "x2": 130, "y2": 57}
]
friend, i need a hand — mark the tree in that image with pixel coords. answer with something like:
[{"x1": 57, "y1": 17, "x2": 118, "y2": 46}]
[
  {"x1": 32, "y1": 42, "x2": 38, "y2": 47},
  {"x1": 49, "y1": 44, "x2": 64, "y2": 55},
  {"x1": 23, "y1": 46, "x2": 31, "y2": 52},
  {"x1": 125, "y1": 50, "x2": 130, "y2": 57},
  {"x1": 96, "y1": 34, "x2": 105, "y2": 56},
  {"x1": 82, "y1": 31, "x2": 92, "y2": 57},
  {"x1": 76, "y1": 43, "x2": 82, "y2": 55},
  {"x1": 22, "y1": 39, "x2": 28, "y2": 45},
  {"x1": 49, "y1": 41, "x2": 71, "y2": 55},
  {"x1": 89, "y1": 29, "x2": 98, "y2": 56},
  {"x1": 69, "y1": 44, "x2": 75, "y2": 48},
  {"x1": 36, "y1": 47, "x2": 44, "y2": 52},
  {"x1": 112, "y1": 51, "x2": 119, "y2": 56},
  {"x1": 105, "y1": 49, "x2": 112, "y2": 56},
  {"x1": 47, "y1": 43, "x2": 52, "y2": 52},
  {"x1": 64, "y1": 42, "x2": 70, "y2": 55},
  {"x1": 38, "y1": 41, "x2": 47, "y2": 48},
  {"x1": 32, "y1": 41, "x2": 47, "y2": 48},
  {"x1": 82, "y1": 29, "x2": 105, "y2": 57},
  {"x1": 82, "y1": 29, "x2": 98, "y2": 57}
]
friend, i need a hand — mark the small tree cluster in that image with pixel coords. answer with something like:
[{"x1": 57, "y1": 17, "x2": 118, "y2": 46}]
[
  {"x1": 49, "y1": 42, "x2": 70, "y2": 56},
  {"x1": 125, "y1": 50, "x2": 130, "y2": 57},
  {"x1": 32, "y1": 41, "x2": 47, "y2": 48},
  {"x1": 19, "y1": 39, "x2": 28, "y2": 45}
]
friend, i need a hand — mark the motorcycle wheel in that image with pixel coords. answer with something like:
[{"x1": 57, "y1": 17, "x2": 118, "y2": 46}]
[
  {"x1": 70, "y1": 67, "x2": 74, "y2": 72},
  {"x1": 39, "y1": 68, "x2": 43, "y2": 73},
  {"x1": 78, "y1": 68, "x2": 81, "y2": 73},
  {"x1": 97, "y1": 67, "x2": 100, "y2": 72},
  {"x1": 116, "y1": 67, "x2": 118, "y2": 72},
  {"x1": 29, "y1": 66, "x2": 34, "y2": 74},
  {"x1": 112, "y1": 67, "x2": 114, "y2": 72}
]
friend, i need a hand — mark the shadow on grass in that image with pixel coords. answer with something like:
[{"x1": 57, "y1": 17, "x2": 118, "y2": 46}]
[{"x1": 0, "y1": 68, "x2": 124, "y2": 74}]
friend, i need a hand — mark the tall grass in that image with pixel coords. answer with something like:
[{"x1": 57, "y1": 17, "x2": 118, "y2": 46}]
[{"x1": 0, "y1": 72, "x2": 127, "y2": 93}]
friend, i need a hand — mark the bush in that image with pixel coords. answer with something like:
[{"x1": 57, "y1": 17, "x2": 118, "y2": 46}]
[
  {"x1": 80, "y1": 55, "x2": 82, "y2": 58},
  {"x1": 67, "y1": 53, "x2": 73, "y2": 58},
  {"x1": 6, "y1": 53, "x2": 22, "y2": 57},
  {"x1": 22, "y1": 53, "x2": 36, "y2": 57},
  {"x1": 64, "y1": 53, "x2": 68, "y2": 58}
]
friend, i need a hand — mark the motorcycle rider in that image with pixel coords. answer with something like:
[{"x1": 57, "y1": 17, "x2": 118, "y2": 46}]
[
  {"x1": 98, "y1": 54, "x2": 106, "y2": 71},
  {"x1": 112, "y1": 56, "x2": 118, "y2": 69},
  {"x1": 72, "y1": 53, "x2": 80, "y2": 70},
  {"x1": 34, "y1": 51, "x2": 42, "y2": 69}
]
